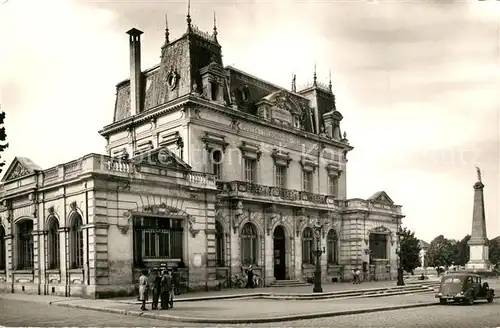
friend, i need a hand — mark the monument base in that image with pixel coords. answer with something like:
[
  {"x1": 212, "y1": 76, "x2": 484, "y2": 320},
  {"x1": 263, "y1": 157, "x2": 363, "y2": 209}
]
[{"x1": 465, "y1": 260, "x2": 492, "y2": 272}]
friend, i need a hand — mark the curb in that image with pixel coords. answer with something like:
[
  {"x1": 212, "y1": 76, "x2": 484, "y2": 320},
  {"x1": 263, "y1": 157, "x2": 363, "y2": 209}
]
[
  {"x1": 120, "y1": 283, "x2": 440, "y2": 304},
  {"x1": 50, "y1": 295, "x2": 500, "y2": 324},
  {"x1": 50, "y1": 301, "x2": 439, "y2": 324}
]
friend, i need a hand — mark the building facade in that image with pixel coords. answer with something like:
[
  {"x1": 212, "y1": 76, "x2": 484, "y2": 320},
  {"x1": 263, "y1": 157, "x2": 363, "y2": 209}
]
[{"x1": 0, "y1": 16, "x2": 404, "y2": 298}]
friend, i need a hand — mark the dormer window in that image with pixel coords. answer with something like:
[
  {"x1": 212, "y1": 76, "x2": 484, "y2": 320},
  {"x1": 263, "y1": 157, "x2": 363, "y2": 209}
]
[
  {"x1": 240, "y1": 86, "x2": 250, "y2": 103},
  {"x1": 200, "y1": 62, "x2": 228, "y2": 105},
  {"x1": 210, "y1": 81, "x2": 219, "y2": 101},
  {"x1": 293, "y1": 115, "x2": 301, "y2": 129}
]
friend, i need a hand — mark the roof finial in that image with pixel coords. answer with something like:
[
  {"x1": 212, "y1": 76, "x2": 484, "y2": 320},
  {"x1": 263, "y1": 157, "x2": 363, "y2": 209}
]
[
  {"x1": 291, "y1": 73, "x2": 297, "y2": 92},
  {"x1": 213, "y1": 12, "x2": 218, "y2": 42},
  {"x1": 164, "y1": 14, "x2": 170, "y2": 44},
  {"x1": 186, "y1": 0, "x2": 192, "y2": 32},
  {"x1": 328, "y1": 69, "x2": 332, "y2": 92},
  {"x1": 313, "y1": 62, "x2": 317, "y2": 87}
]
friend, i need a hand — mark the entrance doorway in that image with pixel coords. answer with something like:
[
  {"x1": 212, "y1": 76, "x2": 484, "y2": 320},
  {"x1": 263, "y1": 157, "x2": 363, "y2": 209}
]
[{"x1": 273, "y1": 225, "x2": 286, "y2": 280}]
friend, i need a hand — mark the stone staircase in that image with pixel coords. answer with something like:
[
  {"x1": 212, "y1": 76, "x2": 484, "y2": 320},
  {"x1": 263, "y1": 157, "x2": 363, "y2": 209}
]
[{"x1": 269, "y1": 279, "x2": 310, "y2": 287}]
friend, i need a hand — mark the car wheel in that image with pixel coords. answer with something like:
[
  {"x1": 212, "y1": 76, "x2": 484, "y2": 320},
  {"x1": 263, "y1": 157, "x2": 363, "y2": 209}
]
[
  {"x1": 439, "y1": 299, "x2": 447, "y2": 305},
  {"x1": 465, "y1": 297, "x2": 474, "y2": 305},
  {"x1": 487, "y1": 295, "x2": 494, "y2": 303}
]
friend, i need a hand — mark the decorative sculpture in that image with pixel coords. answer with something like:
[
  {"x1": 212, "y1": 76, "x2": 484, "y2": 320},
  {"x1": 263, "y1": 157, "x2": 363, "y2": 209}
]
[{"x1": 476, "y1": 166, "x2": 482, "y2": 183}]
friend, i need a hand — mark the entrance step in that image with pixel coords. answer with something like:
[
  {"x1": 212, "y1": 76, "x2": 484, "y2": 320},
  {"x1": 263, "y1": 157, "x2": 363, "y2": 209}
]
[{"x1": 269, "y1": 279, "x2": 310, "y2": 287}]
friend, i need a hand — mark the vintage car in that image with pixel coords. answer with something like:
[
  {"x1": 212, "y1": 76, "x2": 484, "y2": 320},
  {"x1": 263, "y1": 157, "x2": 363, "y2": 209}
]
[{"x1": 435, "y1": 273, "x2": 495, "y2": 305}]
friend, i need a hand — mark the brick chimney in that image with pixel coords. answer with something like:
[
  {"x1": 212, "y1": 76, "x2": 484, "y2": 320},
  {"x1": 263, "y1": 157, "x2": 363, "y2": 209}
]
[{"x1": 126, "y1": 28, "x2": 143, "y2": 116}]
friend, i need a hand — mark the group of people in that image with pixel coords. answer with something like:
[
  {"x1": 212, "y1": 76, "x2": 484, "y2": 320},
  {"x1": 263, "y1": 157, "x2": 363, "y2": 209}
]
[{"x1": 138, "y1": 268, "x2": 180, "y2": 311}]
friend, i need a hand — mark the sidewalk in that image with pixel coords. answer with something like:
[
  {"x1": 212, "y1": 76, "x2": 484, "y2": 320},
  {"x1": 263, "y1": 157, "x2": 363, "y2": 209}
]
[
  {"x1": 0, "y1": 291, "x2": 439, "y2": 324},
  {"x1": 1, "y1": 278, "x2": 498, "y2": 324},
  {"x1": 114, "y1": 278, "x2": 440, "y2": 303}
]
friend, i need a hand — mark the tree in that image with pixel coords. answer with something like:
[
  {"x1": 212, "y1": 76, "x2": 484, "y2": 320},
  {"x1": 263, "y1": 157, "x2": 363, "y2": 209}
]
[
  {"x1": 490, "y1": 237, "x2": 500, "y2": 266},
  {"x1": 426, "y1": 235, "x2": 456, "y2": 267},
  {"x1": 452, "y1": 235, "x2": 471, "y2": 266},
  {"x1": 0, "y1": 109, "x2": 8, "y2": 174},
  {"x1": 399, "y1": 227, "x2": 421, "y2": 273}
]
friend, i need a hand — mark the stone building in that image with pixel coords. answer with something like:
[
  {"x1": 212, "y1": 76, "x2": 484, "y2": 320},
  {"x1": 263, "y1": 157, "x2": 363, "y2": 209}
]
[{"x1": 0, "y1": 14, "x2": 404, "y2": 298}]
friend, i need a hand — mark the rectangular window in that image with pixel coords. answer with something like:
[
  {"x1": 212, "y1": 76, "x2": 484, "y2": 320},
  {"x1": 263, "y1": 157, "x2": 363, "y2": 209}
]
[
  {"x1": 302, "y1": 240, "x2": 314, "y2": 264},
  {"x1": 133, "y1": 217, "x2": 184, "y2": 265},
  {"x1": 328, "y1": 175, "x2": 338, "y2": 196},
  {"x1": 17, "y1": 221, "x2": 34, "y2": 270},
  {"x1": 302, "y1": 171, "x2": 313, "y2": 192},
  {"x1": 275, "y1": 165, "x2": 286, "y2": 188},
  {"x1": 211, "y1": 149, "x2": 223, "y2": 180},
  {"x1": 244, "y1": 158, "x2": 257, "y2": 183},
  {"x1": 210, "y1": 82, "x2": 219, "y2": 101}
]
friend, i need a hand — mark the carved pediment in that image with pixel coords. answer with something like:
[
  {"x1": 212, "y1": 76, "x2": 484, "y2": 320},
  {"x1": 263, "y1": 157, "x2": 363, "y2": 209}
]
[
  {"x1": 200, "y1": 61, "x2": 228, "y2": 80},
  {"x1": 131, "y1": 147, "x2": 191, "y2": 171},
  {"x1": 271, "y1": 149, "x2": 292, "y2": 167},
  {"x1": 1, "y1": 157, "x2": 42, "y2": 182},
  {"x1": 367, "y1": 191, "x2": 394, "y2": 206},
  {"x1": 331, "y1": 110, "x2": 343, "y2": 121}
]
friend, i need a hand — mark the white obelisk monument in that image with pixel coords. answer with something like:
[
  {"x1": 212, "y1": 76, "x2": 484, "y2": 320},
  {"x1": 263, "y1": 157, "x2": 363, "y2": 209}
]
[{"x1": 465, "y1": 167, "x2": 492, "y2": 272}]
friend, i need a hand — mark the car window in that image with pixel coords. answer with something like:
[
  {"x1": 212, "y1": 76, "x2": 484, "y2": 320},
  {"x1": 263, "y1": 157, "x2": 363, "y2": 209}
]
[{"x1": 443, "y1": 277, "x2": 461, "y2": 283}]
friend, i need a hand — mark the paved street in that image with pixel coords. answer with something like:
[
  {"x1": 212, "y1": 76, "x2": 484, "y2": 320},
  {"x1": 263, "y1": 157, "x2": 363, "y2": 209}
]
[
  {"x1": 248, "y1": 301, "x2": 500, "y2": 328},
  {"x1": 0, "y1": 298, "x2": 198, "y2": 327},
  {"x1": 1, "y1": 297, "x2": 500, "y2": 327}
]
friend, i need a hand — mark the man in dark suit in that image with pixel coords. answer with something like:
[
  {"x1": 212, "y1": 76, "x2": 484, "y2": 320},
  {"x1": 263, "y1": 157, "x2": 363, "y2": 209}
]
[
  {"x1": 151, "y1": 269, "x2": 162, "y2": 310},
  {"x1": 160, "y1": 270, "x2": 173, "y2": 310}
]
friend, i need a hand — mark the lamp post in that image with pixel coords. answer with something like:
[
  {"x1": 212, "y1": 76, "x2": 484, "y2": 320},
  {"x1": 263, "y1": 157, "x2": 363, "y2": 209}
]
[
  {"x1": 313, "y1": 220, "x2": 325, "y2": 293},
  {"x1": 396, "y1": 226, "x2": 405, "y2": 286}
]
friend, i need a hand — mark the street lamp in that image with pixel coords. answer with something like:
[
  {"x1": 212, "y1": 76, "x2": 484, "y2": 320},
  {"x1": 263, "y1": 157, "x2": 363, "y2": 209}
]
[
  {"x1": 396, "y1": 226, "x2": 405, "y2": 286},
  {"x1": 313, "y1": 220, "x2": 325, "y2": 293}
]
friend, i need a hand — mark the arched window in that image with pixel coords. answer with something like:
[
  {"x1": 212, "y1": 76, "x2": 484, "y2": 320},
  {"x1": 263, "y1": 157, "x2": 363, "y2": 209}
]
[
  {"x1": 240, "y1": 223, "x2": 258, "y2": 265},
  {"x1": 0, "y1": 225, "x2": 6, "y2": 270},
  {"x1": 69, "y1": 213, "x2": 84, "y2": 269},
  {"x1": 215, "y1": 221, "x2": 225, "y2": 267},
  {"x1": 302, "y1": 227, "x2": 314, "y2": 264},
  {"x1": 327, "y1": 229, "x2": 338, "y2": 264},
  {"x1": 47, "y1": 218, "x2": 60, "y2": 270},
  {"x1": 17, "y1": 220, "x2": 34, "y2": 270},
  {"x1": 369, "y1": 233, "x2": 388, "y2": 260}
]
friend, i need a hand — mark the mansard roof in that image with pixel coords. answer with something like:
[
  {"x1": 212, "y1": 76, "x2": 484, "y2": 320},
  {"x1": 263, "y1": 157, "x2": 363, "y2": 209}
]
[{"x1": 1, "y1": 157, "x2": 43, "y2": 182}]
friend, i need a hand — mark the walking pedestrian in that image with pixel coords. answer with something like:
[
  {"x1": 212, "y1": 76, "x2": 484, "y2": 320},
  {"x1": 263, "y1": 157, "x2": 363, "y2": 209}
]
[
  {"x1": 244, "y1": 265, "x2": 255, "y2": 288},
  {"x1": 172, "y1": 267, "x2": 181, "y2": 296},
  {"x1": 355, "y1": 268, "x2": 361, "y2": 284},
  {"x1": 138, "y1": 269, "x2": 149, "y2": 311},
  {"x1": 160, "y1": 270, "x2": 173, "y2": 310},
  {"x1": 151, "y1": 269, "x2": 162, "y2": 310}
]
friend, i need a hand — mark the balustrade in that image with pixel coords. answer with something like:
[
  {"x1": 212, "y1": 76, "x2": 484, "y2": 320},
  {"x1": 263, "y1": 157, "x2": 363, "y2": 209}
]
[{"x1": 217, "y1": 180, "x2": 342, "y2": 206}]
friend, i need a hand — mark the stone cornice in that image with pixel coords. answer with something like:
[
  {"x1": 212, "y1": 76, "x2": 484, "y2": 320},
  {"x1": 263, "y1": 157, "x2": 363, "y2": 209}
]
[
  {"x1": 103, "y1": 93, "x2": 354, "y2": 151},
  {"x1": 0, "y1": 187, "x2": 38, "y2": 201},
  {"x1": 99, "y1": 94, "x2": 191, "y2": 137},
  {"x1": 190, "y1": 97, "x2": 353, "y2": 150}
]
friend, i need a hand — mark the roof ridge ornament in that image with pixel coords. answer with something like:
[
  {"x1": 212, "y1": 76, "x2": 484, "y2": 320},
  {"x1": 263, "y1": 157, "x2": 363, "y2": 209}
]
[
  {"x1": 186, "y1": 0, "x2": 192, "y2": 32},
  {"x1": 213, "y1": 12, "x2": 218, "y2": 43}
]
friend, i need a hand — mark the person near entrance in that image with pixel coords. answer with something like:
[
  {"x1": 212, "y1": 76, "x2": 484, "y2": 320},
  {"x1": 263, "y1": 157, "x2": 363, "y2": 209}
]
[
  {"x1": 244, "y1": 265, "x2": 255, "y2": 288},
  {"x1": 151, "y1": 269, "x2": 162, "y2": 310},
  {"x1": 138, "y1": 270, "x2": 149, "y2": 311},
  {"x1": 160, "y1": 270, "x2": 173, "y2": 309}
]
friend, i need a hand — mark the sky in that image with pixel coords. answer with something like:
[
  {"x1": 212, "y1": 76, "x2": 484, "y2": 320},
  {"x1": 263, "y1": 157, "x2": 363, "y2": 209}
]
[{"x1": 0, "y1": 0, "x2": 499, "y2": 243}]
